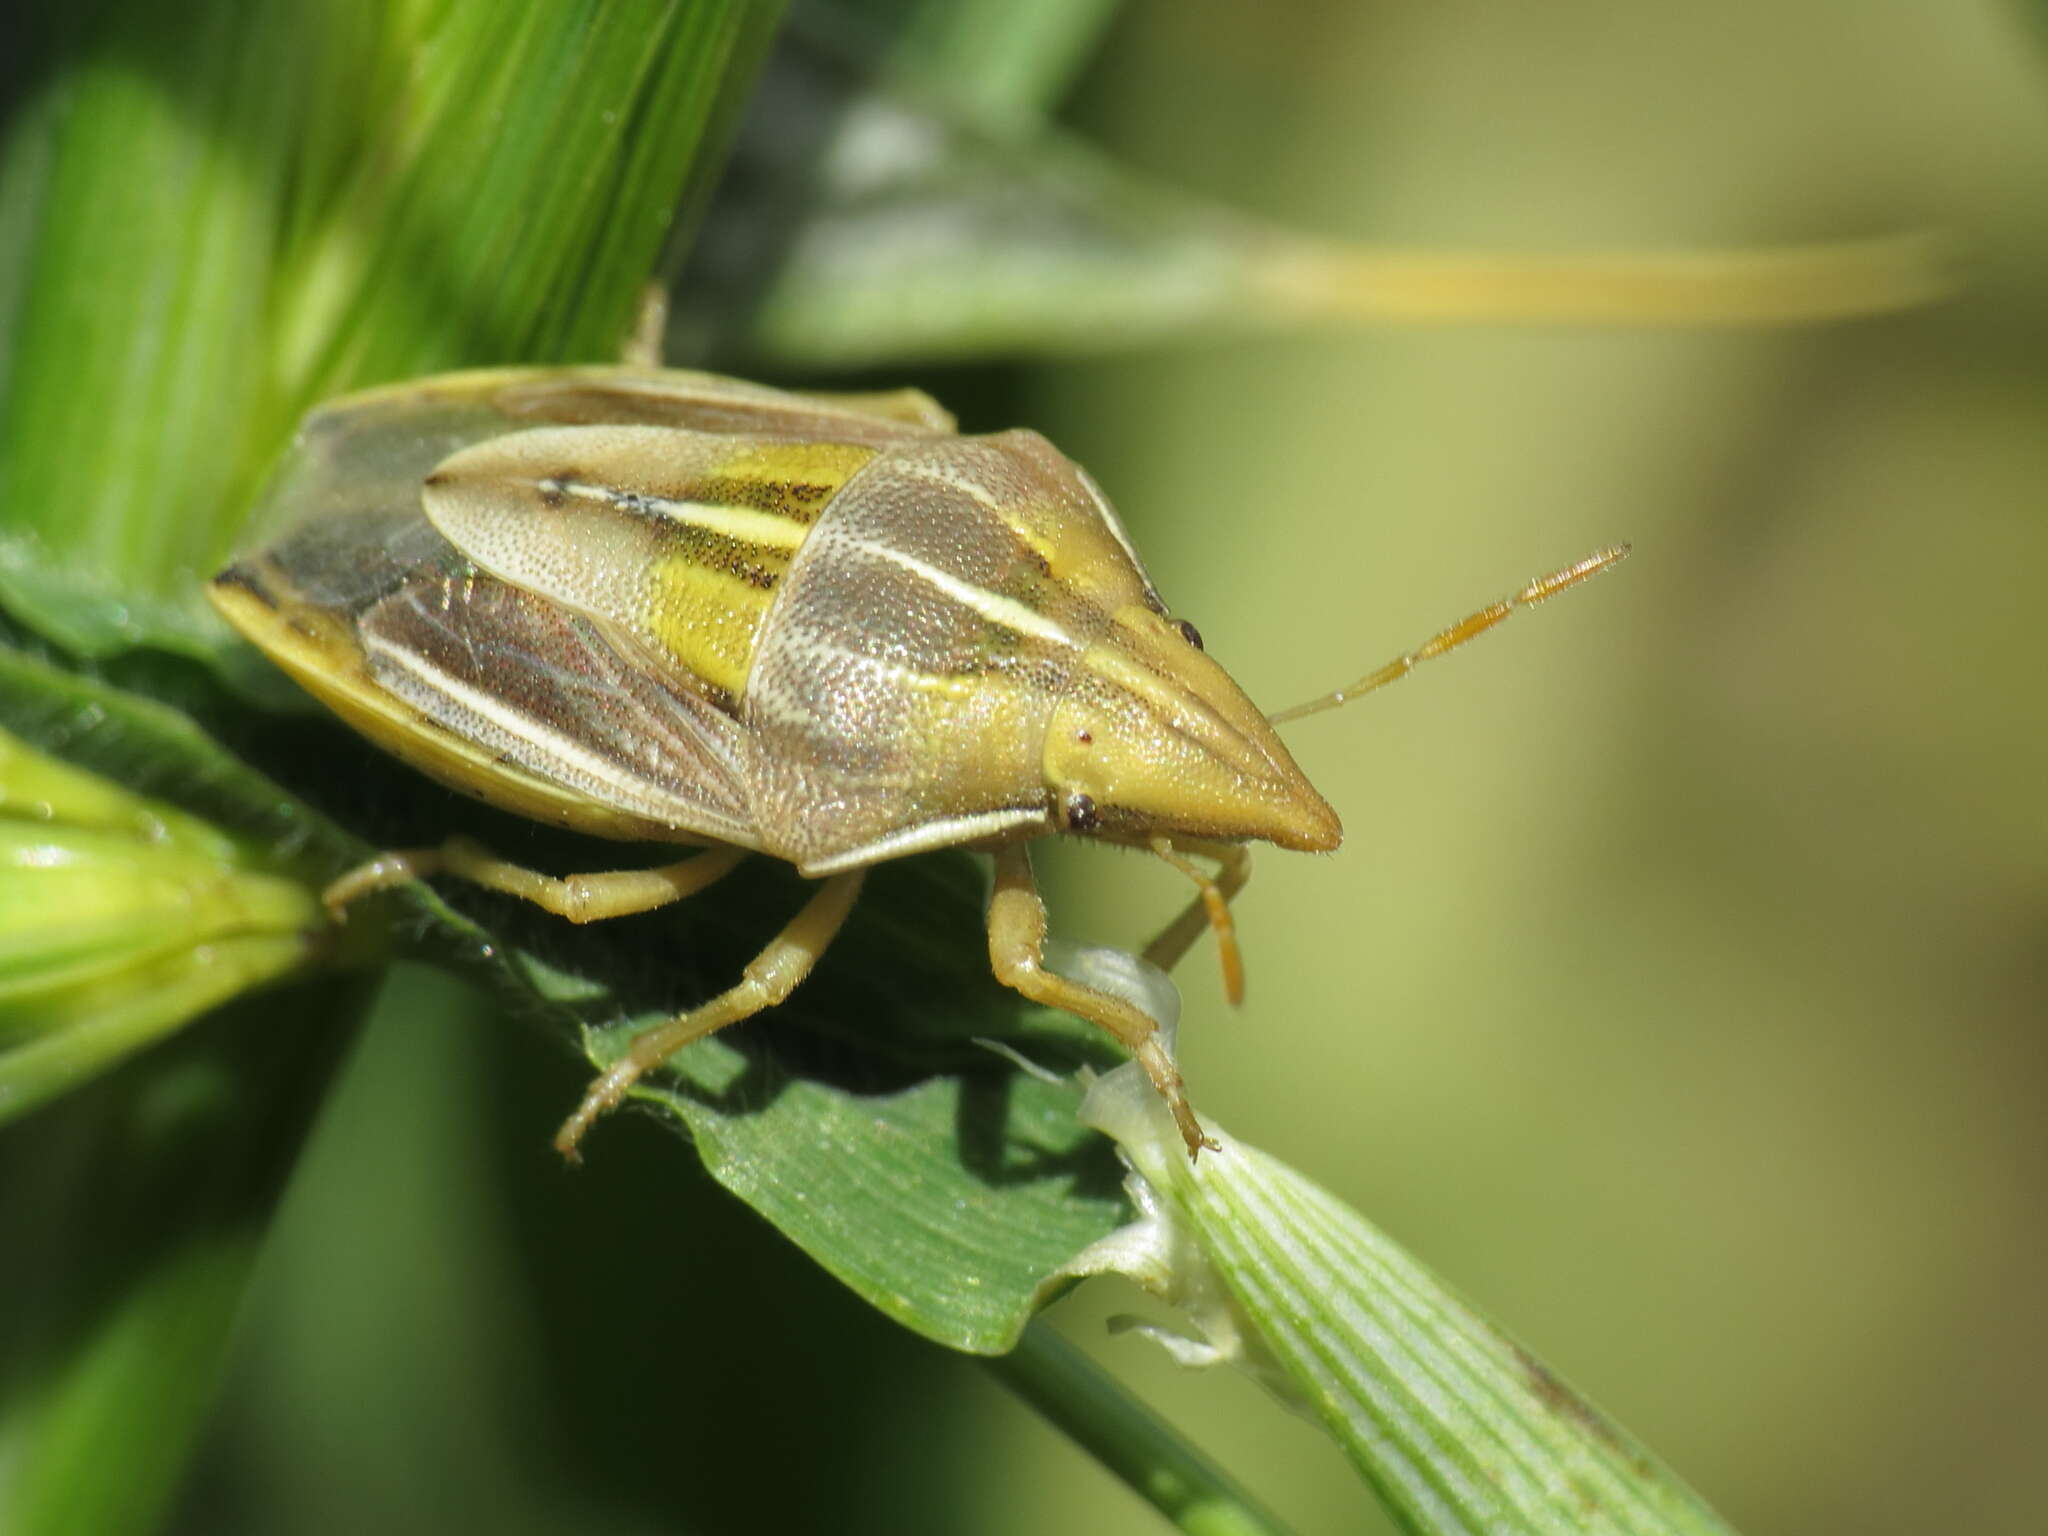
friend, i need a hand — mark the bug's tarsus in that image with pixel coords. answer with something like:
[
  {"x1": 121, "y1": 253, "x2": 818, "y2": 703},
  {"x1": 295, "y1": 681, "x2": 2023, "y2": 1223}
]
[
  {"x1": 987, "y1": 844, "x2": 1218, "y2": 1160},
  {"x1": 1268, "y1": 544, "x2": 1631, "y2": 726},
  {"x1": 322, "y1": 845, "x2": 452, "y2": 920},
  {"x1": 1137, "y1": 1032, "x2": 1219, "y2": 1162},
  {"x1": 553, "y1": 869, "x2": 867, "y2": 1160},
  {"x1": 1143, "y1": 835, "x2": 1252, "y2": 1005}
]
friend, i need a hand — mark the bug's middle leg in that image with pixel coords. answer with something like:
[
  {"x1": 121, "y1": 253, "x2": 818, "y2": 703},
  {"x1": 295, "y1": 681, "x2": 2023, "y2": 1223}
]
[
  {"x1": 323, "y1": 837, "x2": 747, "y2": 924},
  {"x1": 987, "y1": 843, "x2": 1217, "y2": 1159},
  {"x1": 554, "y1": 868, "x2": 867, "y2": 1159}
]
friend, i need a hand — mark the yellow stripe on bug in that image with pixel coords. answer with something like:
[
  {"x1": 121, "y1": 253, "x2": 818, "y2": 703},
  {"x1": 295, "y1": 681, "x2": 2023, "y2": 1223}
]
[
  {"x1": 704, "y1": 441, "x2": 882, "y2": 521},
  {"x1": 642, "y1": 556, "x2": 784, "y2": 703}
]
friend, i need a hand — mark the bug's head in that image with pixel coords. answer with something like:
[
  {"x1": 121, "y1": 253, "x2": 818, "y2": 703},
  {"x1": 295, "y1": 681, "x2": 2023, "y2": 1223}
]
[{"x1": 1041, "y1": 606, "x2": 1342, "y2": 853}]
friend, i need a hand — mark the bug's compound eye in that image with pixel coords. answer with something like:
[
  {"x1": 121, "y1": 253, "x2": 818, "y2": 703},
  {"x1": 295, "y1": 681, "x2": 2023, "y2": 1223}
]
[
  {"x1": 1173, "y1": 618, "x2": 1204, "y2": 651},
  {"x1": 1063, "y1": 793, "x2": 1101, "y2": 833}
]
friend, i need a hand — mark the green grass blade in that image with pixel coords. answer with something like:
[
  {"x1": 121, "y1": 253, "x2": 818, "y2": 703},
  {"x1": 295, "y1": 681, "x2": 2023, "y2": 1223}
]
[
  {"x1": 0, "y1": 0, "x2": 787, "y2": 657},
  {"x1": 1066, "y1": 1045, "x2": 1742, "y2": 1536},
  {"x1": 678, "y1": 58, "x2": 1951, "y2": 373}
]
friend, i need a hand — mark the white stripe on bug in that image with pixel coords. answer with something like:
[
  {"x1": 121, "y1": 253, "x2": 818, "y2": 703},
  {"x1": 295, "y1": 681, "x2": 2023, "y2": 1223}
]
[
  {"x1": 903, "y1": 461, "x2": 1007, "y2": 514},
  {"x1": 848, "y1": 539, "x2": 1081, "y2": 650},
  {"x1": 363, "y1": 632, "x2": 724, "y2": 823},
  {"x1": 797, "y1": 806, "x2": 1050, "y2": 876},
  {"x1": 551, "y1": 479, "x2": 811, "y2": 551}
]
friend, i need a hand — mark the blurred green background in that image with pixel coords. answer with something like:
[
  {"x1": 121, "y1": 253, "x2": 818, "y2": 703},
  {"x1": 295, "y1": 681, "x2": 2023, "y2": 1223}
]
[{"x1": 164, "y1": 2, "x2": 2047, "y2": 1533}]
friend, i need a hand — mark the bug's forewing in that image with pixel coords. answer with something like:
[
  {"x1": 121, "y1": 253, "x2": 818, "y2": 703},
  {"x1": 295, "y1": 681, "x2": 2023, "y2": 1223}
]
[
  {"x1": 215, "y1": 502, "x2": 760, "y2": 846},
  {"x1": 214, "y1": 372, "x2": 952, "y2": 845}
]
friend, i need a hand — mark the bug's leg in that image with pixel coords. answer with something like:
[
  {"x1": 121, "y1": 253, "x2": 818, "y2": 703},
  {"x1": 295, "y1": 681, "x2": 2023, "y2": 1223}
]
[
  {"x1": 554, "y1": 869, "x2": 866, "y2": 1159},
  {"x1": 1141, "y1": 836, "x2": 1252, "y2": 1004},
  {"x1": 987, "y1": 844, "x2": 1218, "y2": 1160},
  {"x1": 622, "y1": 282, "x2": 668, "y2": 368},
  {"x1": 323, "y1": 838, "x2": 746, "y2": 924}
]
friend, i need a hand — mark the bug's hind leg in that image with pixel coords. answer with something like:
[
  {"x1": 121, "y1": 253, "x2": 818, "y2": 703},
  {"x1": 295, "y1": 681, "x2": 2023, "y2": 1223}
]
[
  {"x1": 554, "y1": 869, "x2": 866, "y2": 1160},
  {"x1": 322, "y1": 837, "x2": 747, "y2": 924},
  {"x1": 622, "y1": 282, "x2": 669, "y2": 368},
  {"x1": 1140, "y1": 837, "x2": 1252, "y2": 1001},
  {"x1": 987, "y1": 844, "x2": 1217, "y2": 1160}
]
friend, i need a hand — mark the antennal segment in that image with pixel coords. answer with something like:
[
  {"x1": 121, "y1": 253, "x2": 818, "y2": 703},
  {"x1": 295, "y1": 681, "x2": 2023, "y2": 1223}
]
[{"x1": 1268, "y1": 544, "x2": 1630, "y2": 726}]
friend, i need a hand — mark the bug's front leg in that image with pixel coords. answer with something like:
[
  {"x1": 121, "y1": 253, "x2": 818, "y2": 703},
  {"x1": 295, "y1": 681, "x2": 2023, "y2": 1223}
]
[
  {"x1": 987, "y1": 843, "x2": 1218, "y2": 1160},
  {"x1": 554, "y1": 869, "x2": 867, "y2": 1160},
  {"x1": 322, "y1": 837, "x2": 747, "y2": 923},
  {"x1": 1141, "y1": 836, "x2": 1253, "y2": 999}
]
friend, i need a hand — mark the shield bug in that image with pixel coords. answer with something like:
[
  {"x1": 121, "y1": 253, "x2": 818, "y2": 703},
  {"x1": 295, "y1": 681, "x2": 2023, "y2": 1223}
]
[{"x1": 209, "y1": 366, "x2": 1623, "y2": 1160}]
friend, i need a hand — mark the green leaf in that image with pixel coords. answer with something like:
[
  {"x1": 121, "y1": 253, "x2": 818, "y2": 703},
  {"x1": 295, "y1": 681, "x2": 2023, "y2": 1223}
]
[
  {"x1": 0, "y1": 0, "x2": 787, "y2": 658},
  {"x1": 1063, "y1": 1001, "x2": 1742, "y2": 1536}
]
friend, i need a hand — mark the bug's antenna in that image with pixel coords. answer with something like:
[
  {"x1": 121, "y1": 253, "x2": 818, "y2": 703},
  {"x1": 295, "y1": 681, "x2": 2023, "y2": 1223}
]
[{"x1": 1268, "y1": 545, "x2": 1630, "y2": 726}]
